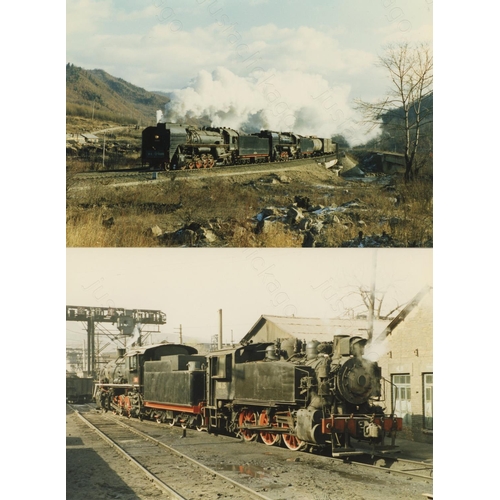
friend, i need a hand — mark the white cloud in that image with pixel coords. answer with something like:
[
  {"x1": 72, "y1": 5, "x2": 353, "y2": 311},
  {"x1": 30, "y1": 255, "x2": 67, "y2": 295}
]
[{"x1": 66, "y1": 0, "x2": 114, "y2": 35}]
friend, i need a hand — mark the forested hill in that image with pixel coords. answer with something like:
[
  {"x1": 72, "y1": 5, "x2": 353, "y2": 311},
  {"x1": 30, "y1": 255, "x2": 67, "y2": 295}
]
[{"x1": 66, "y1": 63, "x2": 169, "y2": 126}]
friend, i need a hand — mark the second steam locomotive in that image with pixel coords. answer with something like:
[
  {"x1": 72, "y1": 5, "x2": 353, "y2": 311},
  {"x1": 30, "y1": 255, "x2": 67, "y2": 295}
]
[
  {"x1": 95, "y1": 335, "x2": 402, "y2": 456},
  {"x1": 142, "y1": 123, "x2": 338, "y2": 170}
]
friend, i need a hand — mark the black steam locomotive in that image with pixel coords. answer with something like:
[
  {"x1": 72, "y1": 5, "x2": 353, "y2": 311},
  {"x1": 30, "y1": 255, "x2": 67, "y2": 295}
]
[
  {"x1": 95, "y1": 335, "x2": 402, "y2": 456},
  {"x1": 141, "y1": 123, "x2": 338, "y2": 170}
]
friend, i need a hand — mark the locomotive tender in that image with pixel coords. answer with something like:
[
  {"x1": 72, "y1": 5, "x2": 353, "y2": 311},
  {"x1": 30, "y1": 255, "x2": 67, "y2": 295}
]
[
  {"x1": 95, "y1": 335, "x2": 402, "y2": 456},
  {"x1": 142, "y1": 123, "x2": 338, "y2": 170}
]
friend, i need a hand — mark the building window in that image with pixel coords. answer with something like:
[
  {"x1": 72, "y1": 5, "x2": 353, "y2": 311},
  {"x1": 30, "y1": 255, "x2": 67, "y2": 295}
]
[
  {"x1": 392, "y1": 374, "x2": 411, "y2": 425},
  {"x1": 423, "y1": 373, "x2": 433, "y2": 430}
]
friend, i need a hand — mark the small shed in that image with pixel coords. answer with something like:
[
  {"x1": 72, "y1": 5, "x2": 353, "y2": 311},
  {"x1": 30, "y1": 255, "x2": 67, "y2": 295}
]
[{"x1": 81, "y1": 133, "x2": 99, "y2": 143}]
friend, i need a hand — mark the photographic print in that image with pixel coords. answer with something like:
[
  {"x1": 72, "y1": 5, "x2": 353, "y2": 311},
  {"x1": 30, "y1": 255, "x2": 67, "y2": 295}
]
[
  {"x1": 66, "y1": 247, "x2": 433, "y2": 499},
  {"x1": 66, "y1": 0, "x2": 433, "y2": 249}
]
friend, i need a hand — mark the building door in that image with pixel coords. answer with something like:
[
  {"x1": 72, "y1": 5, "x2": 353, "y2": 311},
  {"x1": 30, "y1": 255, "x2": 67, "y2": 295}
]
[
  {"x1": 392, "y1": 374, "x2": 411, "y2": 425},
  {"x1": 423, "y1": 373, "x2": 433, "y2": 430}
]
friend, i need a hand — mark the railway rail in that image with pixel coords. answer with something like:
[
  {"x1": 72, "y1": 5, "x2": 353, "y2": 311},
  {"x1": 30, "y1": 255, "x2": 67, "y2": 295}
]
[
  {"x1": 332, "y1": 452, "x2": 433, "y2": 481},
  {"x1": 71, "y1": 405, "x2": 274, "y2": 500},
  {"x1": 69, "y1": 404, "x2": 432, "y2": 499},
  {"x1": 71, "y1": 154, "x2": 338, "y2": 182}
]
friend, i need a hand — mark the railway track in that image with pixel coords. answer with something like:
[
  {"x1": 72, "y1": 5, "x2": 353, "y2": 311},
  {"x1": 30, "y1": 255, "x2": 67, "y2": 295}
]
[
  {"x1": 332, "y1": 453, "x2": 433, "y2": 481},
  {"x1": 69, "y1": 405, "x2": 432, "y2": 499},
  {"x1": 72, "y1": 406, "x2": 274, "y2": 500},
  {"x1": 72, "y1": 154, "x2": 338, "y2": 182}
]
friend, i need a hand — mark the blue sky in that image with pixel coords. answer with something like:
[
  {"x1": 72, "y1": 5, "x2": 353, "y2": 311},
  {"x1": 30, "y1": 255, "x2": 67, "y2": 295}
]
[
  {"x1": 67, "y1": 0, "x2": 432, "y2": 95},
  {"x1": 66, "y1": 0, "x2": 433, "y2": 143}
]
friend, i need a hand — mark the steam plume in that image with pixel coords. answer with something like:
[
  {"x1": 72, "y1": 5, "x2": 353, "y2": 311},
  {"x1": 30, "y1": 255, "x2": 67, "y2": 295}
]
[{"x1": 161, "y1": 67, "x2": 372, "y2": 144}]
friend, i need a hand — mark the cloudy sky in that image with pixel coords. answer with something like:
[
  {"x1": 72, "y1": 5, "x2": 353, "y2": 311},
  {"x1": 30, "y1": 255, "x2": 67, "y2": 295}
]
[
  {"x1": 66, "y1": 0, "x2": 432, "y2": 144},
  {"x1": 67, "y1": 248, "x2": 432, "y2": 351}
]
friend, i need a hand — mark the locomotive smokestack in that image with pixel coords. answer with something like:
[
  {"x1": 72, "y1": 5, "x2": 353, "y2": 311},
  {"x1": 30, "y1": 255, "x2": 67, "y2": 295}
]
[{"x1": 218, "y1": 309, "x2": 223, "y2": 350}]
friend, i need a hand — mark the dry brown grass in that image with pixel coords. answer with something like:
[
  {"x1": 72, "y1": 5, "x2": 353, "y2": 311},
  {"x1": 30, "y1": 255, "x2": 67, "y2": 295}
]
[{"x1": 67, "y1": 163, "x2": 432, "y2": 247}]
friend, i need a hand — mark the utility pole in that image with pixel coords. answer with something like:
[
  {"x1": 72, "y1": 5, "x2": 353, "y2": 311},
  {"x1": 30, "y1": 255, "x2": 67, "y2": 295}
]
[
  {"x1": 102, "y1": 131, "x2": 106, "y2": 169},
  {"x1": 87, "y1": 314, "x2": 95, "y2": 377},
  {"x1": 83, "y1": 340, "x2": 86, "y2": 374},
  {"x1": 174, "y1": 324, "x2": 183, "y2": 344},
  {"x1": 218, "y1": 309, "x2": 223, "y2": 350}
]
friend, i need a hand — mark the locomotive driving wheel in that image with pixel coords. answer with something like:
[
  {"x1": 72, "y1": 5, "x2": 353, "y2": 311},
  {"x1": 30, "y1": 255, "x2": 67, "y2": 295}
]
[
  {"x1": 280, "y1": 412, "x2": 306, "y2": 451},
  {"x1": 238, "y1": 409, "x2": 258, "y2": 442},
  {"x1": 195, "y1": 414, "x2": 205, "y2": 432},
  {"x1": 259, "y1": 410, "x2": 280, "y2": 446},
  {"x1": 283, "y1": 432, "x2": 306, "y2": 451}
]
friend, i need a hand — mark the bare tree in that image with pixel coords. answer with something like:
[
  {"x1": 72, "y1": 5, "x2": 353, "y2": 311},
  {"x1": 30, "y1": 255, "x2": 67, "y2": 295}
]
[
  {"x1": 340, "y1": 284, "x2": 405, "y2": 322},
  {"x1": 356, "y1": 42, "x2": 433, "y2": 181}
]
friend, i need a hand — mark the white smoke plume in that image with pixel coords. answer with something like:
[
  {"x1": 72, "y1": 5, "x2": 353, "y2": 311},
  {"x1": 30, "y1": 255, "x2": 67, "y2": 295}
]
[
  {"x1": 162, "y1": 67, "x2": 374, "y2": 145},
  {"x1": 363, "y1": 336, "x2": 390, "y2": 363},
  {"x1": 130, "y1": 323, "x2": 143, "y2": 346}
]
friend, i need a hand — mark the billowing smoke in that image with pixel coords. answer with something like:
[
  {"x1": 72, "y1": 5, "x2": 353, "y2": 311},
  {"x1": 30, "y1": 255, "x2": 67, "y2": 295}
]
[
  {"x1": 363, "y1": 336, "x2": 390, "y2": 363},
  {"x1": 161, "y1": 67, "x2": 373, "y2": 145}
]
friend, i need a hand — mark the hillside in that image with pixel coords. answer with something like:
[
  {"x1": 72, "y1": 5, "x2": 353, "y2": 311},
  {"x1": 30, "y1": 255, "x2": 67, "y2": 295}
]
[{"x1": 66, "y1": 63, "x2": 169, "y2": 126}]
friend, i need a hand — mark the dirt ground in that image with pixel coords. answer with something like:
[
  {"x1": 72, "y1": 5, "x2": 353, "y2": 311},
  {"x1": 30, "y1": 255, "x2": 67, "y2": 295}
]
[{"x1": 66, "y1": 406, "x2": 432, "y2": 500}]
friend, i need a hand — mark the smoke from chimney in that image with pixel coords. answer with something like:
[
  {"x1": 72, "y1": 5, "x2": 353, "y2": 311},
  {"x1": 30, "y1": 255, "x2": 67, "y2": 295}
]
[{"x1": 160, "y1": 67, "x2": 373, "y2": 144}]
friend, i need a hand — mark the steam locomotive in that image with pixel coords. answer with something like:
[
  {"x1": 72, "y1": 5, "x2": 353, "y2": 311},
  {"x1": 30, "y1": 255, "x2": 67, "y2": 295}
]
[
  {"x1": 141, "y1": 123, "x2": 338, "y2": 170},
  {"x1": 94, "y1": 335, "x2": 402, "y2": 456}
]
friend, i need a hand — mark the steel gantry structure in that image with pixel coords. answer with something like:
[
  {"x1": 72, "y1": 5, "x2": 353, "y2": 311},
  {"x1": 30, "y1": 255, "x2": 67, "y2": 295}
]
[{"x1": 66, "y1": 306, "x2": 167, "y2": 377}]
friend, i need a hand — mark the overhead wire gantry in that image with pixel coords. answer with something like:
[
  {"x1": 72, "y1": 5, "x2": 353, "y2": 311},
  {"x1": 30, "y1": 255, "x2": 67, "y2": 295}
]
[{"x1": 66, "y1": 306, "x2": 166, "y2": 377}]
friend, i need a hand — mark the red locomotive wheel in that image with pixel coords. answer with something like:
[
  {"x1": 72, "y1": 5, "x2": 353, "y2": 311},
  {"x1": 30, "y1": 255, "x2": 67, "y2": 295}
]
[
  {"x1": 280, "y1": 412, "x2": 306, "y2": 451},
  {"x1": 283, "y1": 433, "x2": 305, "y2": 451},
  {"x1": 238, "y1": 409, "x2": 258, "y2": 442},
  {"x1": 259, "y1": 410, "x2": 280, "y2": 446}
]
